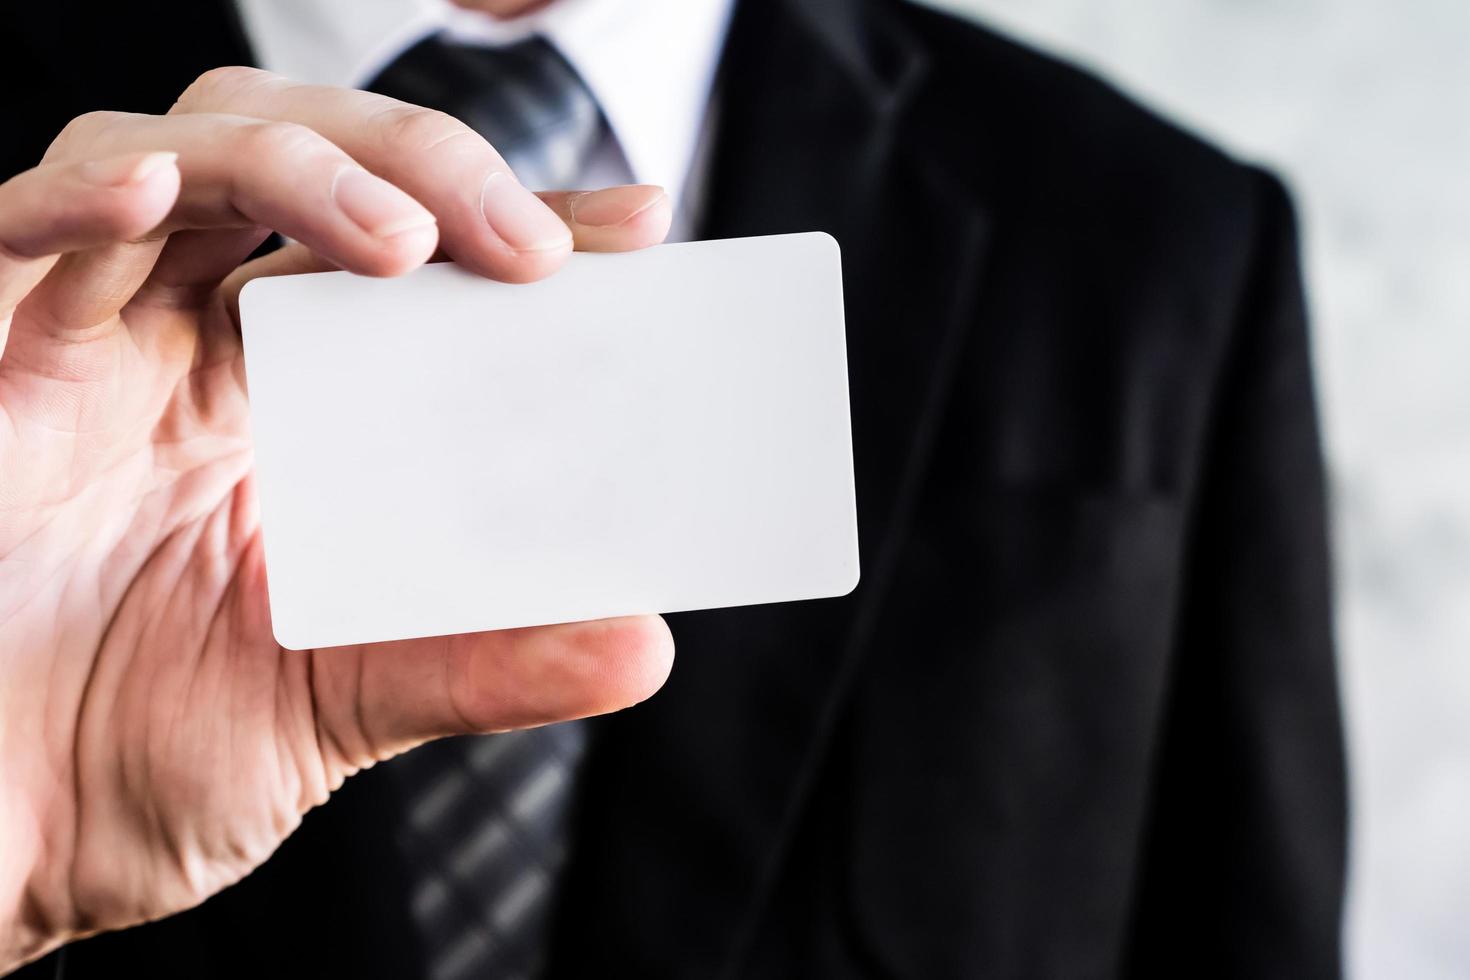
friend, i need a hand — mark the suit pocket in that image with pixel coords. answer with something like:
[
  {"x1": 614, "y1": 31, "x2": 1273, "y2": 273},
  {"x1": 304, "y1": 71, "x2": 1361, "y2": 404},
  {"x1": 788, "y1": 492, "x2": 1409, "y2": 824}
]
[{"x1": 842, "y1": 486, "x2": 1186, "y2": 979}]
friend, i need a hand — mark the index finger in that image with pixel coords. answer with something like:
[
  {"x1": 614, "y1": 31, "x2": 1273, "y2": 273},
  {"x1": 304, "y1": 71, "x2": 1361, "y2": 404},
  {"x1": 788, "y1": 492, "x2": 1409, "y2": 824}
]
[{"x1": 172, "y1": 67, "x2": 576, "y2": 284}]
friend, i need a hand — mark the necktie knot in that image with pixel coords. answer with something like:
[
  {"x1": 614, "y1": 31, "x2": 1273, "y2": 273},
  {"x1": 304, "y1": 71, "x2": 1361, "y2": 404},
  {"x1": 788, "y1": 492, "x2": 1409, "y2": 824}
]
[{"x1": 367, "y1": 33, "x2": 606, "y2": 190}]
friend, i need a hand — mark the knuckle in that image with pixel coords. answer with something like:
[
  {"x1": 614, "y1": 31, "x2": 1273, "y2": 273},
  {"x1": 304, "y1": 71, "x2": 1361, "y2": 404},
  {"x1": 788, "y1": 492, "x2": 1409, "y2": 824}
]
[
  {"x1": 377, "y1": 104, "x2": 482, "y2": 155},
  {"x1": 174, "y1": 65, "x2": 277, "y2": 113},
  {"x1": 238, "y1": 120, "x2": 325, "y2": 160},
  {"x1": 44, "y1": 110, "x2": 127, "y2": 162}
]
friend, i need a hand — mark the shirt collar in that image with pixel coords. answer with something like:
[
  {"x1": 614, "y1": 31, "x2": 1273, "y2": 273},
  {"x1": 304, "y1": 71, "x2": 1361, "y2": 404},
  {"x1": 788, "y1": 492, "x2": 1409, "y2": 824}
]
[{"x1": 235, "y1": 0, "x2": 737, "y2": 208}]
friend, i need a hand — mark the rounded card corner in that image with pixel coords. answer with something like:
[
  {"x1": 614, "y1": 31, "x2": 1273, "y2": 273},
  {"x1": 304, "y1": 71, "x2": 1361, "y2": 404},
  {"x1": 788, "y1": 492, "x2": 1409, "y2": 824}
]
[
  {"x1": 809, "y1": 230, "x2": 842, "y2": 260},
  {"x1": 236, "y1": 274, "x2": 267, "y2": 310},
  {"x1": 271, "y1": 618, "x2": 312, "y2": 653}
]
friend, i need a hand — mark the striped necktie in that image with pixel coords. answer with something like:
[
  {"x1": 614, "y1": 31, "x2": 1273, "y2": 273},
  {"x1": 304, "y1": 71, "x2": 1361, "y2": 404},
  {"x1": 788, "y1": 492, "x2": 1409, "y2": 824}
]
[
  {"x1": 382, "y1": 726, "x2": 587, "y2": 980},
  {"x1": 364, "y1": 34, "x2": 605, "y2": 980}
]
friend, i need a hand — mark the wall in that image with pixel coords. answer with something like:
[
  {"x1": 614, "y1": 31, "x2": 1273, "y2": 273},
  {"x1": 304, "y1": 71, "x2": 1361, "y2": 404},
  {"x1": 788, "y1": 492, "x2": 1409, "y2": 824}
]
[{"x1": 914, "y1": 0, "x2": 1470, "y2": 975}]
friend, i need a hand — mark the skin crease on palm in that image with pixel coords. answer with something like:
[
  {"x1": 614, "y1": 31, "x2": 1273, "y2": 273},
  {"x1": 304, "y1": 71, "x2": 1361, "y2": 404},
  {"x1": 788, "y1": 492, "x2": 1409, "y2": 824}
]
[{"x1": 0, "y1": 57, "x2": 676, "y2": 972}]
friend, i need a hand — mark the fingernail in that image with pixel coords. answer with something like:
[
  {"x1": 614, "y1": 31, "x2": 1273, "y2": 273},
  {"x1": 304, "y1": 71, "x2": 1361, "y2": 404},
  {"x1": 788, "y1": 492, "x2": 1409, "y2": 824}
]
[
  {"x1": 81, "y1": 151, "x2": 179, "y2": 188},
  {"x1": 481, "y1": 171, "x2": 572, "y2": 252},
  {"x1": 333, "y1": 168, "x2": 437, "y2": 239},
  {"x1": 568, "y1": 186, "x2": 667, "y2": 228}
]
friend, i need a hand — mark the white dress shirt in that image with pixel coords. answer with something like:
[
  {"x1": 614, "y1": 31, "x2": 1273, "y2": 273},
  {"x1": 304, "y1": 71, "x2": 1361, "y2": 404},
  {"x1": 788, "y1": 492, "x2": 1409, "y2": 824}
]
[{"x1": 235, "y1": 0, "x2": 736, "y2": 239}]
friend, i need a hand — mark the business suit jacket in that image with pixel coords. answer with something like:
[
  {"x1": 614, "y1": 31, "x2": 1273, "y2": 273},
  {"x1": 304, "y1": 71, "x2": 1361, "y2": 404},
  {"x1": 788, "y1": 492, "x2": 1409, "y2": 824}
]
[{"x1": 5, "y1": 0, "x2": 1348, "y2": 977}]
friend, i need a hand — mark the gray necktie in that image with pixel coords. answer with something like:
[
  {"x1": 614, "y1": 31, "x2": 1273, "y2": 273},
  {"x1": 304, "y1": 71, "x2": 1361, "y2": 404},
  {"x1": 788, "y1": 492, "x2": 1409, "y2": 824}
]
[{"x1": 365, "y1": 34, "x2": 604, "y2": 980}]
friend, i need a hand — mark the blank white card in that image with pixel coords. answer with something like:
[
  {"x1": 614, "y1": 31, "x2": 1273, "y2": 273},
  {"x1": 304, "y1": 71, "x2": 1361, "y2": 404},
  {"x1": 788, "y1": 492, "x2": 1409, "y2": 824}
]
[{"x1": 239, "y1": 232, "x2": 859, "y2": 650}]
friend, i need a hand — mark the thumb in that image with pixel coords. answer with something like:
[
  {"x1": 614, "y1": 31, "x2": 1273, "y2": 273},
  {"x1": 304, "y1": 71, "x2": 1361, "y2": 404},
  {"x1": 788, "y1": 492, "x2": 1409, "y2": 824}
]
[{"x1": 302, "y1": 615, "x2": 675, "y2": 767}]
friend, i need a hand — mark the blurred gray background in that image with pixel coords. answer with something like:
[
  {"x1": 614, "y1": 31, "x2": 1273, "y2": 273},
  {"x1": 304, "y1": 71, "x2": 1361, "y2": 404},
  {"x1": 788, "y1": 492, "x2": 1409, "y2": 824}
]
[{"x1": 917, "y1": 0, "x2": 1470, "y2": 976}]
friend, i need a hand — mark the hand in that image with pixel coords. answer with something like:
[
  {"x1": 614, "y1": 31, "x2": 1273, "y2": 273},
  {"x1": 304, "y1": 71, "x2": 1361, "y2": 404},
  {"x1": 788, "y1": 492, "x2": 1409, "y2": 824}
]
[{"x1": 0, "y1": 67, "x2": 675, "y2": 971}]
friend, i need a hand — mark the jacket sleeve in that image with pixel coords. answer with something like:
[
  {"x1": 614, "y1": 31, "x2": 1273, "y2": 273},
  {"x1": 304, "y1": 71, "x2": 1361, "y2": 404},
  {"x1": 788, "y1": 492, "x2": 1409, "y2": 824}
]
[{"x1": 1123, "y1": 168, "x2": 1349, "y2": 978}]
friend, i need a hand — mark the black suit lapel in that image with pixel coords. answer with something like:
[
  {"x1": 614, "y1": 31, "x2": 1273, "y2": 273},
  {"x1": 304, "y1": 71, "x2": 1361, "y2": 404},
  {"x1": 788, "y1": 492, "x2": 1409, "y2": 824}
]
[{"x1": 552, "y1": 0, "x2": 990, "y2": 975}]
